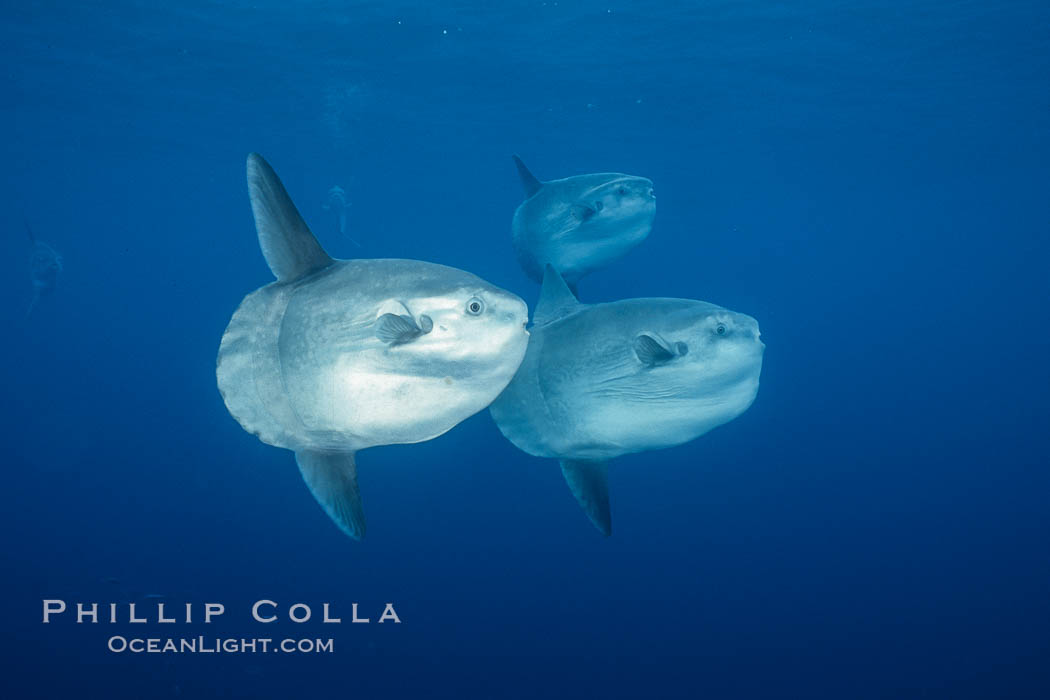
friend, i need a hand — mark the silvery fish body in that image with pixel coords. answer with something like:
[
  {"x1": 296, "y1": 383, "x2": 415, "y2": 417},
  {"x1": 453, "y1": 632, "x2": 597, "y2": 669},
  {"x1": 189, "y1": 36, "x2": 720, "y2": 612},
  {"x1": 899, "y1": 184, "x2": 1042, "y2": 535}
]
[
  {"x1": 490, "y1": 266, "x2": 763, "y2": 535},
  {"x1": 217, "y1": 154, "x2": 529, "y2": 540},
  {"x1": 510, "y1": 156, "x2": 656, "y2": 288},
  {"x1": 220, "y1": 258, "x2": 528, "y2": 452}
]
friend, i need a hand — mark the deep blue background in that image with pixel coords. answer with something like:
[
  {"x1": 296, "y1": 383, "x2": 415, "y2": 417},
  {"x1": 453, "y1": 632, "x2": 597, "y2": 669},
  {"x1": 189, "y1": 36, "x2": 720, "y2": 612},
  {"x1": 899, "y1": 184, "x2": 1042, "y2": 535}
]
[{"x1": 2, "y1": 1, "x2": 1048, "y2": 698}]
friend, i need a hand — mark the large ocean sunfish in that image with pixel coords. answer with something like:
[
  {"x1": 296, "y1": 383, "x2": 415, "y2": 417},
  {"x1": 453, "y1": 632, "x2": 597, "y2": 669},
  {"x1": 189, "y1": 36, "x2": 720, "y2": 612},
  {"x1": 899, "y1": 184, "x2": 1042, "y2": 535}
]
[
  {"x1": 510, "y1": 156, "x2": 656, "y2": 289},
  {"x1": 489, "y1": 265, "x2": 764, "y2": 535},
  {"x1": 217, "y1": 153, "x2": 530, "y2": 540}
]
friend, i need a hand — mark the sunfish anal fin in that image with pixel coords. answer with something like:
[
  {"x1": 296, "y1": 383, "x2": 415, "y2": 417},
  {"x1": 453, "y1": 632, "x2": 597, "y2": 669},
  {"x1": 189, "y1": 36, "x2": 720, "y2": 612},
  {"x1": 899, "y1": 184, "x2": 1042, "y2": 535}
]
[
  {"x1": 634, "y1": 334, "x2": 677, "y2": 366},
  {"x1": 533, "y1": 264, "x2": 581, "y2": 326},
  {"x1": 246, "y1": 153, "x2": 334, "y2": 283},
  {"x1": 376, "y1": 313, "x2": 433, "y2": 345},
  {"x1": 512, "y1": 155, "x2": 543, "y2": 198},
  {"x1": 560, "y1": 459, "x2": 612, "y2": 536},
  {"x1": 295, "y1": 451, "x2": 366, "y2": 540}
]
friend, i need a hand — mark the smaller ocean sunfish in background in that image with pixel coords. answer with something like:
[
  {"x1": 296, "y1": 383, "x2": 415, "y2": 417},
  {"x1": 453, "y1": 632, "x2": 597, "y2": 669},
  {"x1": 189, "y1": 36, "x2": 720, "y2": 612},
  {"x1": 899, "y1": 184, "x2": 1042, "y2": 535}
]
[
  {"x1": 490, "y1": 265, "x2": 764, "y2": 536},
  {"x1": 217, "y1": 154, "x2": 530, "y2": 540},
  {"x1": 25, "y1": 221, "x2": 62, "y2": 317},
  {"x1": 322, "y1": 185, "x2": 360, "y2": 247},
  {"x1": 510, "y1": 155, "x2": 656, "y2": 290}
]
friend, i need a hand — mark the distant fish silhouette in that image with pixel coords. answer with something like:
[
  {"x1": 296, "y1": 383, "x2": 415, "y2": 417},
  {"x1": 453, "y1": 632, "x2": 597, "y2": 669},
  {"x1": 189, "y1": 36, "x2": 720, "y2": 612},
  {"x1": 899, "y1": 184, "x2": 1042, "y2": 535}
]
[
  {"x1": 511, "y1": 155, "x2": 655, "y2": 291},
  {"x1": 322, "y1": 185, "x2": 361, "y2": 247},
  {"x1": 25, "y1": 221, "x2": 62, "y2": 317}
]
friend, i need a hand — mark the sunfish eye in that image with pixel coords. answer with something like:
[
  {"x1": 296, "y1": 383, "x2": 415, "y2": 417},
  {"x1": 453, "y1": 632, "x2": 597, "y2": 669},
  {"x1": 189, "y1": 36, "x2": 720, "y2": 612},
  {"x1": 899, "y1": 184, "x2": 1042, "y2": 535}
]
[
  {"x1": 617, "y1": 186, "x2": 627, "y2": 196},
  {"x1": 715, "y1": 324, "x2": 727, "y2": 335},
  {"x1": 466, "y1": 297, "x2": 485, "y2": 315},
  {"x1": 594, "y1": 200, "x2": 604, "y2": 211}
]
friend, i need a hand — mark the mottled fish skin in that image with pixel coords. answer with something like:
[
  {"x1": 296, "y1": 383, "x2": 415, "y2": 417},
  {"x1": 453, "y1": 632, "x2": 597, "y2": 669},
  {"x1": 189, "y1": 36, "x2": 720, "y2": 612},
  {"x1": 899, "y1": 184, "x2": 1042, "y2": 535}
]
[
  {"x1": 510, "y1": 157, "x2": 656, "y2": 286},
  {"x1": 217, "y1": 153, "x2": 530, "y2": 540},
  {"x1": 489, "y1": 266, "x2": 763, "y2": 534}
]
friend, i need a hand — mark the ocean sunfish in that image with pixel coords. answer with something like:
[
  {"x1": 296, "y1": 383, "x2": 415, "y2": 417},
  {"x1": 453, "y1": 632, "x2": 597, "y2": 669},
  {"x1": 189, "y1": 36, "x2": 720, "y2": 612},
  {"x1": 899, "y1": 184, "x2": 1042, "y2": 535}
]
[
  {"x1": 25, "y1": 221, "x2": 62, "y2": 317},
  {"x1": 217, "y1": 153, "x2": 530, "y2": 540},
  {"x1": 510, "y1": 156, "x2": 656, "y2": 289},
  {"x1": 489, "y1": 265, "x2": 764, "y2": 535}
]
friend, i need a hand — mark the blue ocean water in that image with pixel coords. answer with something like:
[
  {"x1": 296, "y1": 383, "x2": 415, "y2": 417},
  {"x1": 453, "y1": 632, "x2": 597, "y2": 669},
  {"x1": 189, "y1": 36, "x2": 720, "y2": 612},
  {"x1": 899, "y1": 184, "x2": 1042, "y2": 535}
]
[{"x1": 2, "y1": 1, "x2": 1048, "y2": 697}]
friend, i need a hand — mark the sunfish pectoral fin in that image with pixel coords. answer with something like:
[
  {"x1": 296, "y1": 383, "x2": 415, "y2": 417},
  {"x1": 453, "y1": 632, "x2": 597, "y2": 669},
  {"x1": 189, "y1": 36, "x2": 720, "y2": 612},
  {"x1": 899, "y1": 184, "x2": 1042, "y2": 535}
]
[
  {"x1": 295, "y1": 451, "x2": 366, "y2": 540},
  {"x1": 560, "y1": 459, "x2": 612, "y2": 536},
  {"x1": 246, "y1": 153, "x2": 334, "y2": 283},
  {"x1": 570, "y1": 203, "x2": 597, "y2": 221},
  {"x1": 376, "y1": 313, "x2": 432, "y2": 345},
  {"x1": 533, "y1": 264, "x2": 581, "y2": 326},
  {"x1": 634, "y1": 334, "x2": 676, "y2": 366},
  {"x1": 512, "y1": 154, "x2": 543, "y2": 198}
]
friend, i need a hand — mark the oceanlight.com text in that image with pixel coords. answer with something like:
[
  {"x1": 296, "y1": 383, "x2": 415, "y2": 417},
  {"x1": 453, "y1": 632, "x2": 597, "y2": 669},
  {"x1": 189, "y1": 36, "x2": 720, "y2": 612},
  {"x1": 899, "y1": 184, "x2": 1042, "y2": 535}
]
[{"x1": 107, "y1": 636, "x2": 334, "y2": 654}]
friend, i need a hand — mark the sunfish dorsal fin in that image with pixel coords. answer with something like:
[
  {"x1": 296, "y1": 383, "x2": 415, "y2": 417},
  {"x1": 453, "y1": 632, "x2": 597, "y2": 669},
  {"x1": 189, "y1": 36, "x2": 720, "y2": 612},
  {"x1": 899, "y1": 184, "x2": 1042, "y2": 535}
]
[
  {"x1": 533, "y1": 264, "x2": 581, "y2": 326},
  {"x1": 512, "y1": 155, "x2": 543, "y2": 198},
  {"x1": 246, "y1": 153, "x2": 334, "y2": 283},
  {"x1": 560, "y1": 459, "x2": 612, "y2": 536},
  {"x1": 295, "y1": 451, "x2": 366, "y2": 540}
]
